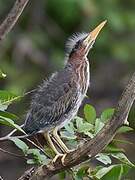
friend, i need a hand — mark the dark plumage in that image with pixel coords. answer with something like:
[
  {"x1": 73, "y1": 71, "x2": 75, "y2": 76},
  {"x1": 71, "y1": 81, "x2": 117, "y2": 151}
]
[
  {"x1": 23, "y1": 21, "x2": 106, "y2": 140},
  {"x1": 24, "y1": 64, "x2": 79, "y2": 134}
]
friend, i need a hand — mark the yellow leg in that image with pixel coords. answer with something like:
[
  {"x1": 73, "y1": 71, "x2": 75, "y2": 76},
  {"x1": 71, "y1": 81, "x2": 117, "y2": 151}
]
[
  {"x1": 52, "y1": 127, "x2": 73, "y2": 153},
  {"x1": 44, "y1": 132, "x2": 63, "y2": 163}
]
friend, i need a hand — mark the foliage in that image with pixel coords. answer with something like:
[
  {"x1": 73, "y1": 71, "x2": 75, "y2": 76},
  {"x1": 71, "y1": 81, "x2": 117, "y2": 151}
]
[
  {"x1": 0, "y1": 70, "x2": 6, "y2": 78},
  {"x1": 0, "y1": 81, "x2": 134, "y2": 179},
  {"x1": 0, "y1": 0, "x2": 135, "y2": 178},
  {"x1": 0, "y1": 0, "x2": 135, "y2": 97}
]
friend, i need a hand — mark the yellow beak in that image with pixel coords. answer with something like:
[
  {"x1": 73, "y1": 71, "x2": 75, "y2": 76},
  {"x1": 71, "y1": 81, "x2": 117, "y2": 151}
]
[{"x1": 84, "y1": 20, "x2": 107, "y2": 45}]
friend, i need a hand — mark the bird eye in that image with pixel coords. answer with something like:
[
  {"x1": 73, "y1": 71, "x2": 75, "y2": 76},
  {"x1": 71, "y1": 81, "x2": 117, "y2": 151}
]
[{"x1": 74, "y1": 40, "x2": 81, "y2": 50}]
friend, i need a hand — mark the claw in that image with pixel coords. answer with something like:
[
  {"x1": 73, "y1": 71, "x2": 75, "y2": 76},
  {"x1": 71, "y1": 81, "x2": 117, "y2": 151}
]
[
  {"x1": 61, "y1": 154, "x2": 67, "y2": 166},
  {"x1": 52, "y1": 153, "x2": 67, "y2": 166},
  {"x1": 52, "y1": 153, "x2": 64, "y2": 164}
]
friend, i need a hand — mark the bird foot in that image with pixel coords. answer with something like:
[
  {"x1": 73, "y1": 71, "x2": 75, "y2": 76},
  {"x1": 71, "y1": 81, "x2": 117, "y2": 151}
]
[
  {"x1": 65, "y1": 148, "x2": 75, "y2": 154},
  {"x1": 52, "y1": 153, "x2": 67, "y2": 166},
  {"x1": 52, "y1": 153, "x2": 63, "y2": 164},
  {"x1": 61, "y1": 154, "x2": 67, "y2": 166}
]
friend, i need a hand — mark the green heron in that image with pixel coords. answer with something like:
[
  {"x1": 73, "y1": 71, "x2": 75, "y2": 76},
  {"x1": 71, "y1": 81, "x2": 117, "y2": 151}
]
[{"x1": 23, "y1": 21, "x2": 106, "y2": 162}]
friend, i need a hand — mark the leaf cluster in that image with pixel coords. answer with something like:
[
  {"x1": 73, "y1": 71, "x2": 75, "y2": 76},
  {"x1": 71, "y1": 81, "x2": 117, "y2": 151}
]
[{"x1": 0, "y1": 74, "x2": 135, "y2": 179}]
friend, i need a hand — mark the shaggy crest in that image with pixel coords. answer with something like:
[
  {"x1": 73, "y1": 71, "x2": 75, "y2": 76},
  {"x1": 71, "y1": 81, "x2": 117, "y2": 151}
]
[{"x1": 65, "y1": 32, "x2": 88, "y2": 56}]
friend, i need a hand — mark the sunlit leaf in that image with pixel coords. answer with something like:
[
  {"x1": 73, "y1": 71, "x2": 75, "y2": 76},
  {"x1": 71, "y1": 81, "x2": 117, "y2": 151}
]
[
  {"x1": 84, "y1": 131, "x2": 94, "y2": 138},
  {"x1": 77, "y1": 122, "x2": 94, "y2": 133},
  {"x1": 113, "y1": 138, "x2": 133, "y2": 145},
  {"x1": 95, "y1": 118, "x2": 104, "y2": 134},
  {"x1": 101, "y1": 108, "x2": 115, "y2": 122},
  {"x1": 0, "y1": 104, "x2": 8, "y2": 111},
  {"x1": 0, "y1": 90, "x2": 21, "y2": 110},
  {"x1": 64, "y1": 121, "x2": 75, "y2": 134},
  {"x1": 10, "y1": 137, "x2": 29, "y2": 154},
  {"x1": 0, "y1": 110, "x2": 18, "y2": 120},
  {"x1": 76, "y1": 117, "x2": 83, "y2": 130},
  {"x1": 84, "y1": 104, "x2": 96, "y2": 124},
  {"x1": 95, "y1": 164, "x2": 130, "y2": 180},
  {"x1": 60, "y1": 130, "x2": 77, "y2": 140},
  {"x1": 0, "y1": 70, "x2": 6, "y2": 78},
  {"x1": 0, "y1": 116, "x2": 25, "y2": 133},
  {"x1": 96, "y1": 153, "x2": 112, "y2": 165},
  {"x1": 27, "y1": 159, "x2": 36, "y2": 164},
  {"x1": 117, "y1": 126, "x2": 134, "y2": 133},
  {"x1": 27, "y1": 149, "x2": 48, "y2": 165},
  {"x1": 111, "y1": 153, "x2": 135, "y2": 167}
]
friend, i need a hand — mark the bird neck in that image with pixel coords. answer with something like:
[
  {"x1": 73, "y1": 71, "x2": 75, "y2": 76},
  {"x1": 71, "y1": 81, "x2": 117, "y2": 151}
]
[
  {"x1": 68, "y1": 55, "x2": 88, "y2": 67},
  {"x1": 67, "y1": 56, "x2": 90, "y2": 94}
]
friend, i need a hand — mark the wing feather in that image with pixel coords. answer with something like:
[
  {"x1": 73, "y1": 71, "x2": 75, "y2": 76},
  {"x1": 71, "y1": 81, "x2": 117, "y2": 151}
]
[{"x1": 24, "y1": 66, "x2": 78, "y2": 134}]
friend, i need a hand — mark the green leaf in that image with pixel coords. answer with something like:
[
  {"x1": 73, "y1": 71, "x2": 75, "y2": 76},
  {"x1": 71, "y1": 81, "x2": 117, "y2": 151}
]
[
  {"x1": 0, "y1": 70, "x2": 6, "y2": 78},
  {"x1": 0, "y1": 90, "x2": 21, "y2": 110},
  {"x1": 101, "y1": 108, "x2": 115, "y2": 122},
  {"x1": 27, "y1": 159, "x2": 36, "y2": 164},
  {"x1": 10, "y1": 137, "x2": 29, "y2": 154},
  {"x1": 75, "y1": 166, "x2": 88, "y2": 179},
  {"x1": 95, "y1": 164, "x2": 130, "y2": 180},
  {"x1": 0, "y1": 104, "x2": 8, "y2": 111},
  {"x1": 111, "y1": 153, "x2": 135, "y2": 167},
  {"x1": 95, "y1": 166, "x2": 114, "y2": 179},
  {"x1": 60, "y1": 131, "x2": 77, "y2": 140},
  {"x1": 113, "y1": 138, "x2": 133, "y2": 145},
  {"x1": 0, "y1": 116, "x2": 25, "y2": 133},
  {"x1": 64, "y1": 121, "x2": 75, "y2": 134},
  {"x1": 76, "y1": 116, "x2": 94, "y2": 133},
  {"x1": 105, "y1": 144, "x2": 124, "y2": 153},
  {"x1": 77, "y1": 122, "x2": 94, "y2": 133},
  {"x1": 27, "y1": 149, "x2": 48, "y2": 164},
  {"x1": 117, "y1": 126, "x2": 134, "y2": 133},
  {"x1": 27, "y1": 148, "x2": 41, "y2": 155},
  {"x1": 0, "y1": 110, "x2": 18, "y2": 120},
  {"x1": 96, "y1": 153, "x2": 112, "y2": 165},
  {"x1": 84, "y1": 104, "x2": 96, "y2": 124},
  {"x1": 84, "y1": 131, "x2": 94, "y2": 138},
  {"x1": 76, "y1": 117, "x2": 83, "y2": 130},
  {"x1": 95, "y1": 118, "x2": 104, "y2": 134}
]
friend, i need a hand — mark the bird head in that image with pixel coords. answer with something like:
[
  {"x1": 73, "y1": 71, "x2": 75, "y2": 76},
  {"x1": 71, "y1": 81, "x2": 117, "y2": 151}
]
[{"x1": 66, "y1": 20, "x2": 107, "y2": 61}]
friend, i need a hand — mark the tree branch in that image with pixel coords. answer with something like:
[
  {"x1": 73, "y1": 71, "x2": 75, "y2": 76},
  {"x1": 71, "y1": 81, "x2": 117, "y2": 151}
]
[
  {"x1": 0, "y1": 0, "x2": 29, "y2": 41},
  {"x1": 18, "y1": 72, "x2": 135, "y2": 180}
]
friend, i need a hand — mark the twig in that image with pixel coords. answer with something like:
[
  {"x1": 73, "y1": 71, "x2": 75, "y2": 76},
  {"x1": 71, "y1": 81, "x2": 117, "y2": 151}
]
[
  {"x1": 0, "y1": 0, "x2": 29, "y2": 41},
  {"x1": 0, "y1": 176, "x2": 4, "y2": 180},
  {"x1": 0, "y1": 124, "x2": 26, "y2": 141},
  {"x1": 26, "y1": 138, "x2": 47, "y2": 156},
  {"x1": 18, "y1": 72, "x2": 135, "y2": 180},
  {"x1": 18, "y1": 168, "x2": 36, "y2": 180},
  {"x1": 0, "y1": 89, "x2": 36, "y2": 141},
  {"x1": 0, "y1": 148, "x2": 26, "y2": 159}
]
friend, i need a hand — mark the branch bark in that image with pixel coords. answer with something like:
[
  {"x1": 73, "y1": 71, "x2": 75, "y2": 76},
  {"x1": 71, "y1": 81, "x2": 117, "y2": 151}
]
[
  {"x1": 0, "y1": 0, "x2": 29, "y2": 41},
  {"x1": 18, "y1": 72, "x2": 135, "y2": 180}
]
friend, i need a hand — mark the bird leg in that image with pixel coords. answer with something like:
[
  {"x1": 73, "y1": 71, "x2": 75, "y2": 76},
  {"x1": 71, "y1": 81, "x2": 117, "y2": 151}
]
[
  {"x1": 52, "y1": 127, "x2": 72, "y2": 153},
  {"x1": 44, "y1": 132, "x2": 63, "y2": 163}
]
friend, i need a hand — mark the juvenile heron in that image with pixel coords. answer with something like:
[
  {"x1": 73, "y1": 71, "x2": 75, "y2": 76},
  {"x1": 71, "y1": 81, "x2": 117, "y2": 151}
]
[{"x1": 23, "y1": 21, "x2": 106, "y2": 162}]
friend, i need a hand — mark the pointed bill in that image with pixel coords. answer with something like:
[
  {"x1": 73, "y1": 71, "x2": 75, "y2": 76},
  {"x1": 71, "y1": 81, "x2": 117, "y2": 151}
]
[{"x1": 84, "y1": 20, "x2": 107, "y2": 44}]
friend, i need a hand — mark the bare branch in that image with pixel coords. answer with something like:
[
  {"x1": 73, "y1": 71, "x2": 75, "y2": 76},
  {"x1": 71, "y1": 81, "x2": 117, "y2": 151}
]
[
  {"x1": 0, "y1": 148, "x2": 26, "y2": 159},
  {"x1": 0, "y1": 0, "x2": 29, "y2": 41},
  {"x1": 19, "y1": 72, "x2": 135, "y2": 180}
]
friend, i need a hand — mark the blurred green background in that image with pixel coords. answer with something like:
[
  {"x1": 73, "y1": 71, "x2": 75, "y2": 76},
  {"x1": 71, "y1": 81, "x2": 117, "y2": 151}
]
[{"x1": 0, "y1": 0, "x2": 135, "y2": 179}]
